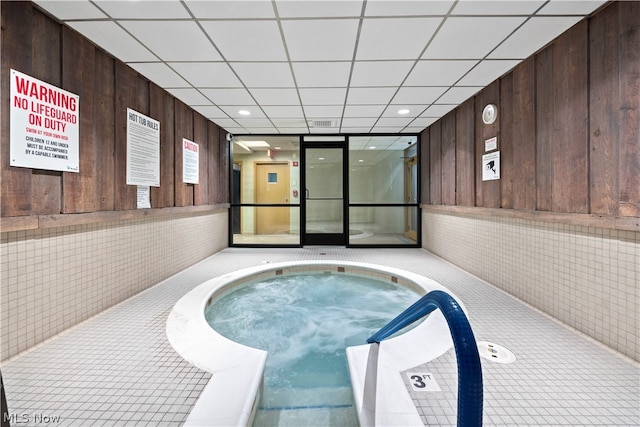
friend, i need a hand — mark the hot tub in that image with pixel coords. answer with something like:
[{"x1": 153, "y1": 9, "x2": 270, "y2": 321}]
[{"x1": 166, "y1": 260, "x2": 459, "y2": 426}]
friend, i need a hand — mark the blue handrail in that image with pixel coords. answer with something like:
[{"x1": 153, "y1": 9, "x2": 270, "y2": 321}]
[{"x1": 367, "y1": 290, "x2": 483, "y2": 427}]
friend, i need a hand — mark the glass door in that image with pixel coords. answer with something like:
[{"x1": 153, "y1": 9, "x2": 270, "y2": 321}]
[{"x1": 302, "y1": 144, "x2": 346, "y2": 245}]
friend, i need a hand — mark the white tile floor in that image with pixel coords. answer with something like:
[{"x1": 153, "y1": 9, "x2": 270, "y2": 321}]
[{"x1": 2, "y1": 247, "x2": 639, "y2": 426}]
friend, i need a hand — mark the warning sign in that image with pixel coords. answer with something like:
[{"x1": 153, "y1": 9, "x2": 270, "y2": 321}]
[{"x1": 10, "y1": 69, "x2": 80, "y2": 172}]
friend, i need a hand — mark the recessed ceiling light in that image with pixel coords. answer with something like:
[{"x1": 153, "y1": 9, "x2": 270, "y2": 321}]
[
  {"x1": 238, "y1": 110, "x2": 251, "y2": 116},
  {"x1": 398, "y1": 109, "x2": 410, "y2": 115},
  {"x1": 318, "y1": 157, "x2": 325, "y2": 160},
  {"x1": 358, "y1": 159, "x2": 364, "y2": 162},
  {"x1": 274, "y1": 147, "x2": 281, "y2": 150},
  {"x1": 369, "y1": 146, "x2": 376, "y2": 150}
]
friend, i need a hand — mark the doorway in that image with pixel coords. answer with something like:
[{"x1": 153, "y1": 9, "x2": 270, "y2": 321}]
[
  {"x1": 302, "y1": 144, "x2": 346, "y2": 245},
  {"x1": 229, "y1": 134, "x2": 419, "y2": 247},
  {"x1": 255, "y1": 162, "x2": 290, "y2": 235}
]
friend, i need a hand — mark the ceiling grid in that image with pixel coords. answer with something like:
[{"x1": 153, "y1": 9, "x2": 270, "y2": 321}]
[{"x1": 33, "y1": 0, "x2": 607, "y2": 135}]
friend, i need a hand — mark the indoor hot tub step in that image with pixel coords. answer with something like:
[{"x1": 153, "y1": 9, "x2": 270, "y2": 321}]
[
  {"x1": 255, "y1": 386, "x2": 356, "y2": 427},
  {"x1": 259, "y1": 385, "x2": 353, "y2": 411}
]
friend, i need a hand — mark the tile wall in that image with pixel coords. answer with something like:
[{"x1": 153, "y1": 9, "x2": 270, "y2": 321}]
[
  {"x1": 422, "y1": 210, "x2": 639, "y2": 361},
  {"x1": 0, "y1": 210, "x2": 228, "y2": 361}
]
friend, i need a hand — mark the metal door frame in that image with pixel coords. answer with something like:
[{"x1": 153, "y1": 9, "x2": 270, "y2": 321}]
[{"x1": 300, "y1": 141, "x2": 348, "y2": 246}]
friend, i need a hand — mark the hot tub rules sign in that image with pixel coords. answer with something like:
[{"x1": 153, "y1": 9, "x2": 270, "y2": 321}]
[{"x1": 10, "y1": 69, "x2": 80, "y2": 173}]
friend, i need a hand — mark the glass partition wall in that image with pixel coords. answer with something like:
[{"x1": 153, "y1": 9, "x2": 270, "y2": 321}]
[
  {"x1": 230, "y1": 135, "x2": 419, "y2": 247},
  {"x1": 230, "y1": 136, "x2": 301, "y2": 246},
  {"x1": 348, "y1": 136, "x2": 419, "y2": 246}
]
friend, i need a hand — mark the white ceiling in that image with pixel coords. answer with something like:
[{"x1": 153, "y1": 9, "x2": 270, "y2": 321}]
[{"x1": 33, "y1": 0, "x2": 607, "y2": 135}]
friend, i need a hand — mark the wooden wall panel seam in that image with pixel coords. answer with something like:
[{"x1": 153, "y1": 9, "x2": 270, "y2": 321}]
[
  {"x1": 1, "y1": 2, "x2": 229, "y2": 219},
  {"x1": 424, "y1": 2, "x2": 636, "y2": 222}
]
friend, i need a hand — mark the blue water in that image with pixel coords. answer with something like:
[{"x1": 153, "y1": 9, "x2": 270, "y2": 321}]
[{"x1": 205, "y1": 273, "x2": 420, "y2": 426}]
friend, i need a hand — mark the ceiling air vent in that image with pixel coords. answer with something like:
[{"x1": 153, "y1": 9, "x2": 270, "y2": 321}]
[{"x1": 308, "y1": 119, "x2": 336, "y2": 128}]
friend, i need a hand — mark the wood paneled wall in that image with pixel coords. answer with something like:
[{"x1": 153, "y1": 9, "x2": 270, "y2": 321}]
[
  {"x1": 421, "y1": 1, "x2": 639, "y2": 219},
  {"x1": 1, "y1": 2, "x2": 229, "y2": 219}
]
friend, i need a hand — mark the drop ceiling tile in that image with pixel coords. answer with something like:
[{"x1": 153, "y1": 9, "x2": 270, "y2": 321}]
[
  {"x1": 262, "y1": 105, "x2": 305, "y2": 118},
  {"x1": 343, "y1": 105, "x2": 386, "y2": 117},
  {"x1": 67, "y1": 21, "x2": 156, "y2": 62},
  {"x1": 170, "y1": 62, "x2": 241, "y2": 87},
  {"x1": 201, "y1": 21, "x2": 287, "y2": 61},
  {"x1": 394, "y1": 107, "x2": 431, "y2": 120},
  {"x1": 371, "y1": 126, "x2": 405, "y2": 133},
  {"x1": 218, "y1": 106, "x2": 266, "y2": 119},
  {"x1": 299, "y1": 88, "x2": 347, "y2": 105},
  {"x1": 421, "y1": 104, "x2": 457, "y2": 117},
  {"x1": 304, "y1": 105, "x2": 343, "y2": 117},
  {"x1": 422, "y1": 17, "x2": 526, "y2": 59},
  {"x1": 276, "y1": 0, "x2": 363, "y2": 17},
  {"x1": 250, "y1": 89, "x2": 301, "y2": 106},
  {"x1": 365, "y1": 1, "x2": 454, "y2": 16},
  {"x1": 94, "y1": 0, "x2": 190, "y2": 19},
  {"x1": 212, "y1": 118, "x2": 242, "y2": 128},
  {"x1": 276, "y1": 127, "x2": 310, "y2": 134},
  {"x1": 400, "y1": 126, "x2": 426, "y2": 133},
  {"x1": 457, "y1": 60, "x2": 520, "y2": 86},
  {"x1": 231, "y1": 63, "x2": 295, "y2": 88},
  {"x1": 249, "y1": 128, "x2": 279, "y2": 133},
  {"x1": 36, "y1": 0, "x2": 603, "y2": 137},
  {"x1": 437, "y1": 86, "x2": 482, "y2": 104},
  {"x1": 537, "y1": 0, "x2": 607, "y2": 15},
  {"x1": 404, "y1": 60, "x2": 478, "y2": 86},
  {"x1": 119, "y1": 21, "x2": 222, "y2": 62},
  {"x1": 271, "y1": 119, "x2": 308, "y2": 128},
  {"x1": 375, "y1": 117, "x2": 414, "y2": 127},
  {"x1": 341, "y1": 118, "x2": 377, "y2": 127},
  {"x1": 226, "y1": 126, "x2": 250, "y2": 133},
  {"x1": 200, "y1": 88, "x2": 257, "y2": 106},
  {"x1": 33, "y1": 1, "x2": 107, "y2": 19},
  {"x1": 235, "y1": 118, "x2": 274, "y2": 128},
  {"x1": 346, "y1": 87, "x2": 397, "y2": 105},
  {"x1": 127, "y1": 63, "x2": 189, "y2": 88},
  {"x1": 356, "y1": 17, "x2": 441, "y2": 60},
  {"x1": 381, "y1": 106, "x2": 427, "y2": 118},
  {"x1": 341, "y1": 127, "x2": 372, "y2": 133},
  {"x1": 192, "y1": 105, "x2": 227, "y2": 119},
  {"x1": 282, "y1": 20, "x2": 359, "y2": 61},
  {"x1": 391, "y1": 87, "x2": 448, "y2": 105},
  {"x1": 350, "y1": 61, "x2": 414, "y2": 87},
  {"x1": 409, "y1": 117, "x2": 438, "y2": 128},
  {"x1": 184, "y1": 0, "x2": 276, "y2": 18},
  {"x1": 488, "y1": 17, "x2": 582, "y2": 59},
  {"x1": 451, "y1": 0, "x2": 546, "y2": 15},
  {"x1": 165, "y1": 88, "x2": 211, "y2": 105},
  {"x1": 292, "y1": 62, "x2": 352, "y2": 87}
]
